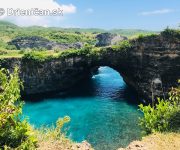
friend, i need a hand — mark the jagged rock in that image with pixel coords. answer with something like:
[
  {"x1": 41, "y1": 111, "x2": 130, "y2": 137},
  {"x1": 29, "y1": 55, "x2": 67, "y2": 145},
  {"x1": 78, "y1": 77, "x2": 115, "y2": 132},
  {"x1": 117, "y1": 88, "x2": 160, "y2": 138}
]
[
  {"x1": 8, "y1": 36, "x2": 83, "y2": 50},
  {"x1": 72, "y1": 42, "x2": 84, "y2": 49},
  {"x1": 96, "y1": 33, "x2": 127, "y2": 47}
]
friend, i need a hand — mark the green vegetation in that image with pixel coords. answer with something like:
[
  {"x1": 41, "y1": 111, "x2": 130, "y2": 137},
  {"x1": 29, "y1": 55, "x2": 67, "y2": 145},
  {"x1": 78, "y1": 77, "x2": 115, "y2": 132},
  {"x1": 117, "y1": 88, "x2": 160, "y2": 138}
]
[
  {"x1": 0, "y1": 68, "x2": 74, "y2": 149},
  {"x1": 60, "y1": 44, "x2": 93, "y2": 58},
  {"x1": 0, "y1": 21, "x2": 157, "y2": 51},
  {"x1": 136, "y1": 33, "x2": 158, "y2": 41},
  {"x1": 21, "y1": 45, "x2": 92, "y2": 62},
  {"x1": 110, "y1": 29, "x2": 158, "y2": 38},
  {"x1": 161, "y1": 28, "x2": 180, "y2": 41},
  {"x1": 139, "y1": 80, "x2": 180, "y2": 134},
  {"x1": 2, "y1": 27, "x2": 172, "y2": 60},
  {"x1": 36, "y1": 116, "x2": 70, "y2": 142},
  {"x1": 0, "y1": 21, "x2": 96, "y2": 48},
  {"x1": 0, "y1": 50, "x2": 23, "y2": 58},
  {"x1": 0, "y1": 21, "x2": 160, "y2": 60},
  {"x1": 0, "y1": 68, "x2": 37, "y2": 149},
  {"x1": 112, "y1": 40, "x2": 132, "y2": 51},
  {"x1": 22, "y1": 51, "x2": 53, "y2": 62},
  {"x1": 135, "y1": 28, "x2": 180, "y2": 42},
  {"x1": 0, "y1": 39, "x2": 17, "y2": 50}
]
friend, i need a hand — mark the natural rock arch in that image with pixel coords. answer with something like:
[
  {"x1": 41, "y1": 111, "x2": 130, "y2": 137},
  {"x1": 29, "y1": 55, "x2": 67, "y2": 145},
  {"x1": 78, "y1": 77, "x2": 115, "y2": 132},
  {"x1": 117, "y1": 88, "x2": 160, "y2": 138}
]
[{"x1": 0, "y1": 31, "x2": 179, "y2": 101}]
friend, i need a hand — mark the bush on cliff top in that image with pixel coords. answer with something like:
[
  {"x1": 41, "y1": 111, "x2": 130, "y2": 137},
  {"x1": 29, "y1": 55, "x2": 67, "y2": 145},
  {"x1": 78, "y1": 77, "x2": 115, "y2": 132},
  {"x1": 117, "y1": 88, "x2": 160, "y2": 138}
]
[
  {"x1": 161, "y1": 28, "x2": 180, "y2": 40},
  {"x1": 137, "y1": 33, "x2": 158, "y2": 41},
  {"x1": 59, "y1": 44, "x2": 92, "y2": 58},
  {"x1": 112, "y1": 40, "x2": 132, "y2": 51},
  {"x1": 22, "y1": 51, "x2": 52, "y2": 62},
  {"x1": 135, "y1": 28, "x2": 180, "y2": 42},
  {"x1": 139, "y1": 80, "x2": 180, "y2": 134}
]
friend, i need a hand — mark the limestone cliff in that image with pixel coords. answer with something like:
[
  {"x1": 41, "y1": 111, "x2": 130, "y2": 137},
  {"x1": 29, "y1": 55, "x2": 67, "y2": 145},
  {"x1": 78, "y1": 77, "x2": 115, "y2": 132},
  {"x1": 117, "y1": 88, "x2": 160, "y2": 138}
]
[{"x1": 0, "y1": 30, "x2": 179, "y2": 101}]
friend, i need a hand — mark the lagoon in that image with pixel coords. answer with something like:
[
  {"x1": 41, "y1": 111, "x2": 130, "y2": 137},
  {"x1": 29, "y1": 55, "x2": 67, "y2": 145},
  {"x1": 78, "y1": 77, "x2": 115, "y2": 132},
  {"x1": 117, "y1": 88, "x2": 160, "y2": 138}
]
[{"x1": 23, "y1": 66, "x2": 142, "y2": 150}]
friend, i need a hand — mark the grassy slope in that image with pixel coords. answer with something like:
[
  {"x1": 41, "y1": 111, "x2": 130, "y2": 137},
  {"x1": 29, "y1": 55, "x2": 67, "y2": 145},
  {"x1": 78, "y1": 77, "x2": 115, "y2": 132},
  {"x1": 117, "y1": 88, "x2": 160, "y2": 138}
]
[
  {"x1": 0, "y1": 21, "x2": 157, "y2": 42},
  {"x1": 0, "y1": 21, "x2": 96, "y2": 45}
]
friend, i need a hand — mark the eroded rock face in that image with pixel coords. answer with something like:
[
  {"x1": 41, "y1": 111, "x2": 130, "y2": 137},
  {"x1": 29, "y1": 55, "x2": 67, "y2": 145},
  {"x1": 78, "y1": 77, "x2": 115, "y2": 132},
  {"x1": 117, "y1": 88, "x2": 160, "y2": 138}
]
[
  {"x1": 0, "y1": 32, "x2": 180, "y2": 101},
  {"x1": 96, "y1": 33, "x2": 128, "y2": 47},
  {"x1": 0, "y1": 56, "x2": 93, "y2": 96},
  {"x1": 126, "y1": 34, "x2": 180, "y2": 100},
  {"x1": 8, "y1": 36, "x2": 83, "y2": 50}
]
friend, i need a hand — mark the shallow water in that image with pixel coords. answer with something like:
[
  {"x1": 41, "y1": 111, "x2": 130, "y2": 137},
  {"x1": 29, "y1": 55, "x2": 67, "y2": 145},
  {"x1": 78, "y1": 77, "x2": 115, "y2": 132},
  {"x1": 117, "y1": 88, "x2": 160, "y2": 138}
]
[{"x1": 23, "y1": 67, "x2": 142, "y2": 150}]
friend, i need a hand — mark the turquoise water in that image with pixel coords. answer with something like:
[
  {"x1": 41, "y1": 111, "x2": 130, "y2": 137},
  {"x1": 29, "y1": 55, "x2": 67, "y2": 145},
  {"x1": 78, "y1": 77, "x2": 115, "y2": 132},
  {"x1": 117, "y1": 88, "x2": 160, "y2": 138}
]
[{"x1": 23, "y1": 67, "x2": 142, "y2": 150}]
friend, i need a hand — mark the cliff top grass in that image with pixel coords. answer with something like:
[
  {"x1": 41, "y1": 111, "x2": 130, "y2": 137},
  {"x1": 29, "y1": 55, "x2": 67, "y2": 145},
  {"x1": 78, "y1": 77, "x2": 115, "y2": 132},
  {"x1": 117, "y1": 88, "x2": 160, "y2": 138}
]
[
  {"x1": 0, "y1": 50, "x2": 59, "y2": 59},
  {"x1": 134, "y1": 28, "x2": 180, "y2": 42}
]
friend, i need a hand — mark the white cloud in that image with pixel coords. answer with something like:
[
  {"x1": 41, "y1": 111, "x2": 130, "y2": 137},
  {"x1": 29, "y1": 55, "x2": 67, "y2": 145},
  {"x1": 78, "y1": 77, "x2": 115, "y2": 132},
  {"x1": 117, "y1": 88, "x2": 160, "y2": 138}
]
[
  {"x1": 0, "y1": 0, "x2": 76, "y2": 26},
  {"x1": 139, "y1": 9, "x2": 174, "y2": 16},
  {"x1": 86, "y1": 8, "x2": 94, "y2": 14}
]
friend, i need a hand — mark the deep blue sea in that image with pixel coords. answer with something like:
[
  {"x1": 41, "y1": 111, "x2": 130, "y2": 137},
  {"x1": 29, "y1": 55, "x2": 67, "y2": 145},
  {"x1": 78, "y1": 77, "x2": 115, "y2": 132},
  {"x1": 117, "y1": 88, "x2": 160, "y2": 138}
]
[{"x1": 23, "y1": 67, "x2": 142, "y2": 150}]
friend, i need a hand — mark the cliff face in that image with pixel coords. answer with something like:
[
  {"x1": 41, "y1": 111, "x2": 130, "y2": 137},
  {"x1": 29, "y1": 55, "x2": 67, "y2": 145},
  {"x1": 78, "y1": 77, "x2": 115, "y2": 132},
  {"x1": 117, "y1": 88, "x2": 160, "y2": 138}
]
[
  {"x1": 127, "y1": 34, "x2": 180, "y2": 100},
  {"x1": 0, "y1": 32, "x2": 179, "y2": 101},
  {"x1": 0, "y1": 57, "x2": 91, "y2": 95}
]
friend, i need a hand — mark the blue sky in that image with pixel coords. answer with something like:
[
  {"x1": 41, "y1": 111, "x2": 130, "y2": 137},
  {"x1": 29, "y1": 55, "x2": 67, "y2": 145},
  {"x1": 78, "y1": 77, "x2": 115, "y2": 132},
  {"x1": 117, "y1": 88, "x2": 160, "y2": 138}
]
[
  {"x1": 57, "y1": 0, "x2": 180, "y2": 30},
  {"x1": 0, "y1": 0, "x2": 180, "y2": 30}
]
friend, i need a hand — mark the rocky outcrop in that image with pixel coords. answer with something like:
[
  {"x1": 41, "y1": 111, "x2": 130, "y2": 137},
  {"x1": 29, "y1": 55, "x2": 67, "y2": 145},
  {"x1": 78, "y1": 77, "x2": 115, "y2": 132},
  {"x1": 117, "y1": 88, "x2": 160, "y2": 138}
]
[
  {"x1": 96, "y1": 33, "x2": 127, "y2": 47},
  {"x1": 0, "y1": 30, "x2": 180, "y2": 101},
  {"x1": 118, "y1": 133, "x2": 180, "y2": 150},
  {"x1": 8, "y1": 36, "x2": 83, "y2": 50}
]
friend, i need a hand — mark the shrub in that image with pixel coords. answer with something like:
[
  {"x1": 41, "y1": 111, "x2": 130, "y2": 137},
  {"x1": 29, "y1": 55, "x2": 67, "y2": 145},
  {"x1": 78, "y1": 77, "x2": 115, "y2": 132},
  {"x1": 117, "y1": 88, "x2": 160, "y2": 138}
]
[
  {"x1": 0, "y1": 67, "x2": 73, "y2": 149},
  {"x1": 136, "y1": 33, "x2": 158, "y2": 42},
  {"x1": 139, "y1": 81, "x2": 180, "y2": 134},
  {"x1": 0, "y1": 68, "x2": 37, "y2": 149},
  {"x1": 22, "y1": 51, "x2": 49, "y2": 62},
  {"x1": 36, "y1": 116, "x2": 71, "y2": 141},
  {"x1": 59, "y1": 45, "x2": 92, "y2": 58},
  {"x1": 6, "y1": 45, "x2": 17, "y2": 50},
  {"x1": 161, "y1": 28, "x2": 180, "y2": 40},
  {"x1": 0, "y1": 40, "x2": 7, "y2": 49},
  {"x1": 112, "y1": 40, "x2": 132, "y2": 51},
  {"x1": 0, "y1": 50, "x2": 8, "y2": 55}
]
